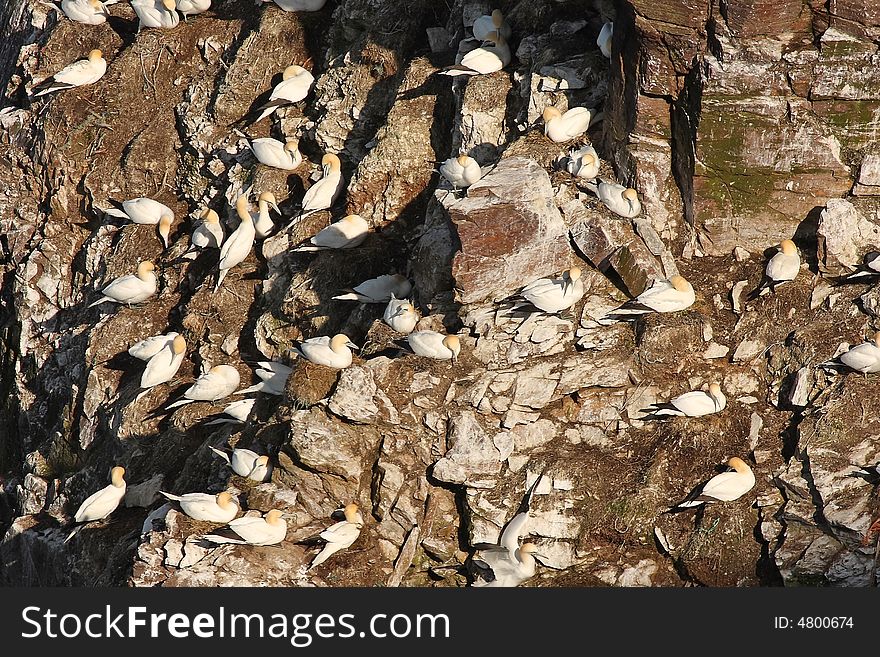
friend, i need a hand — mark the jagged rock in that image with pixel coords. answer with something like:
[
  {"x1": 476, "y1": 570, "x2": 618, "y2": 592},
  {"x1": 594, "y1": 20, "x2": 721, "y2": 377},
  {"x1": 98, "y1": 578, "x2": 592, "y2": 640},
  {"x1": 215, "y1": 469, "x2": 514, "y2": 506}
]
[
  {"x1": 327, "y1": 366, "x2": 380, "y2": 424},
  {"x1": 124, "y1": 474, "x2": 164, "y2": 508},
  {"x1": 431, "y1": 411, "x2": 503, "y2": 487},
  {"x1": 287, "y1": 408, "x2": 381, "y2": 482},
  {"x1": 853, "y1": 147, "x2": 880, "y2": 195},
  {"x1": 816, "y1": 198, "x2": 880, "y2": 273}
]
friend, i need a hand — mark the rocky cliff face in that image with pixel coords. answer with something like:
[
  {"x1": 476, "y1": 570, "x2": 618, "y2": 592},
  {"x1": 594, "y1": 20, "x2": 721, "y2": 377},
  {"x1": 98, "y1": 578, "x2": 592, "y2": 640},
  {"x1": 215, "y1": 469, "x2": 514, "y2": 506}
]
[{"x1": 1, "y1": 0, "x2": 878, "y2": 587}]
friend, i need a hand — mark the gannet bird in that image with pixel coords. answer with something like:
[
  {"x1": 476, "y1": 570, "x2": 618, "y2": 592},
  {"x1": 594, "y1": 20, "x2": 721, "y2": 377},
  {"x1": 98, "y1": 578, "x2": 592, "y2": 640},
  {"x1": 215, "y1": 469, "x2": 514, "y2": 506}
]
[
  {"x1": 440, "y1": 31, "x2": 510, "y2": 76},
  {"x1": 438, "y1": 154, "x2": 483, "y2": 190},
  {"x1": 140, "y1": 334, "x2": 187, "y2": 389},
  {"x1": 258, "y1": 0, "x2": 327, "y2": 11},
  {"x1": 176, "y1": 0, "x2": 210, "y2": 18},
  {"x1": 597, "y1": 21, "x2": 613, "y2": 58},
  {"x1": 332, "y1": 273, "x2": 412, "y2": 303},
  {"x1": 166, "y1": 365, "x2": 241, "y2": 409},
  {"x1": 128, "y1": 331, "x2": 180, "y2": 361},
  {"x1": 215, "y1": 195, "x2": 256, "y2": 291},
  {"x1": 306, "y1": 503, "x2": 364, "y2": 571},
  {"x1": 581, "y1": 178, "x2": 641, "y2": 218},
  {"x1": 565, "y1": 144, "x2": 599, "y2": 180},
  {"x1": 202, "y1": 509, "x2": 288, "y2": 546},
  {"x1": 824, "y1": 333, "x2": 880, "y2": 374},
  {"x1": 406, "y1": 331, "x2": 461, "y2": 362},
  {"x1": 543, "y1": 106, "x2": 596, "y2": 143},
  {"x1": 603, "y1": 275, "x2": 696, "y2": 321},
  {"x1": 238, "y1": 132, "x2": 302, "y2": 171},
  {"x1": 131, "y1": 0, "x2": 179, "y2": 30},
  {"x1": 203, "y1": 398, "x2": 256, "y2": 426},
  {"x1": 668, "y1": 457, "x2": 756, "y2": 511},
  {"x1": 507, "y1": 267, "x2": 586, "y2": 314},
  {"x1": 160, "y1": 491, "x2": 239, "y2": 523},
  {"x1": 181, "y1": 208, "x2": 223, "y2": 259},
  {"x1": 746, "y1": 239, "x2": 800, "y2": 300},
  {"x1": 286, "y1": 153, "x2": 344, "y2": 228},
  {"x1": 641, "y1": 383, "x2": 727, "y2": 420},
  {"x1": 294, "y1": 214, "x2": 369, "y2": 251},
  {"x1": 31, "y1": 49, "x2": 106, "y2": 97},
  {"x1": 252, "y1": 65, "x2": 315, "y2": 124},
  {"x1": 471, "y1": 471, "x2": 544, "y2": 587},
  {"x1": 55, "y1": 0, "x2": 111, "y2": 24},
  {"x1": 289, "y1": 334, "x2": 358, "y2": 369},
  {"x1": 209, "y1": 447, "x2": 272, "y2": 481},
  {"x1": 157, "y1": 215, "x2": 173, "y2": 249},
  {"x1": 472, "y1": 9, "x2": 512, "y2": 41},
  {"x1": 104, "y1": 196, "x2": 175, "y2": 227},
  {"x1": 64, "y1": 466, "x2": 126, "y2": 543},
  {"x1": 238, "y1": 361, "x2": 292, "y2": 395},
  {"x1": 88, "y1": 260, "x2": 157, "y2": 308},
  {"x1": 253, "y1": 191, "x2": 281, "y2": 238},
  {"x1": 830, "y1": 252, "x2": 880, "y2": 285},
  {"x1": 383, "y1": 295, "x2": 419, "y2": 334}
]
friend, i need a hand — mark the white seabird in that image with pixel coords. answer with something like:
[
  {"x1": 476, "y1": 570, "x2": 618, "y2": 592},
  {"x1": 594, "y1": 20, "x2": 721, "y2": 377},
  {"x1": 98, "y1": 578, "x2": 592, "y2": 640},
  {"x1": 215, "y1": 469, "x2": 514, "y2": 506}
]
[
  {"x1": 542, "y1": 105, "x2": 597, "y2": 143},
  {"x1": 215, "y1": 195, "x2": 256, "y2": 291},
  {"x1": 406, "y1": 331, "x2": 461, "y2": 362},
  {"x1": 668, "y1": 457, "x2": 756, "y2": 511},
  {"x1": 307, "y1": 503, "x2": 365, "y2": 571},
  {"x1": 55, "y1": 0, "x2": 111, "y2": 25},
  {"x1": 64, "y1": 465, "x2": 127, "y2": 543},
  {"x1": 88, "y1": 260, "x2": 157, "y2": 308},
  {"x1": 176, "y1": 0, "x2": 210, "y2": 18},
  {"x1": 203, "y1": 398, "x2": 256, "y2": 426},
  {"x1": 565, "y1": 144, "x2": 599, "y2": 180},
  {"x1": 128, "y1": 331, "x2": 180, "y2": 361},
  {"x1": 597, "y1": 21, "x2": 613, "y2": 58},
  {"x1": 166, "y1": 364, "x2": 241, "y2": 409},
  {"x1": 252, "y1": 65, "x2": 315, "y2": 124},
  {"x1": 237, "y1": 130, "x2": 302, "y2": 170},
  {"x1": 293, "y1": 214, "x2": 370, "y2": 251},
  {"x1": 511, "y1": 267, "x2": 585, "y2": 314},
  {"x1": 383, "y1": 294, "x2": 420, "y2": 334},
  {"x1": 253, "y1": 191, "x2": 281, "y2": 238},
  {"x1": 581, "y1": 178, "x2": 641, "y2": 218},
  {"x1": 332, "y1": 273, "x2": 412, "y2": 303},
  {"x1": 132, "y1": 0, "x2": 180, "y2": 30},
  {"x1": 286, "y1": 153, "x2": 344, "y2": 228},
  {"x1": 32, "y1": 49, "x2": 107, "y2": 97},
  {"x1": 258, "y1": 0, "x2": 327, "y2": 11},
  {"x1": 472, "y1": 9, "x2": 512, "y2": 41},
  {"x1": 103, "y1": 196, "x2": 175, "y2": 226},
  {"x1": 160, "y1": 491, "x2": 239, "y2": 523},
  {"x1": 641, "y1": 383, "x2": 727, "y2": 419},
  {"x1": 209, "y1": 447, "x2": 272, "y2": 481},
  {"x1": 830, "y1": 252, "x2": 880, "y2": 285},
  {"x1": 440, "y1": 31, "x2": 510, "y2": 76},
  {"x1": 203, "y1": 509, "x2": 288, "y2": 546},
  {"x1": 238, "y1": 361, "x2": 292, "y2": 395},
  {"x1": 438, "y1": 154, "x2": 483, "y2": 190},
  {"x1": 746, "y1": 239, "x2": 800, "y2": 300},
  {"x1": 289, "y1": 334, "x2": 358, "y2": 369},
  {"x1": 140, "y1": 334, "x2": 187, "y2": 389},
  {"x1": 833, "y1": 333, "x2": 880, "y2": 374},
  {"x1": 181, "y1": 208, "x2": 224, "y2": 259},
  {"x1": 603, "y1": 275, "x2": 696, "y2": 321}
]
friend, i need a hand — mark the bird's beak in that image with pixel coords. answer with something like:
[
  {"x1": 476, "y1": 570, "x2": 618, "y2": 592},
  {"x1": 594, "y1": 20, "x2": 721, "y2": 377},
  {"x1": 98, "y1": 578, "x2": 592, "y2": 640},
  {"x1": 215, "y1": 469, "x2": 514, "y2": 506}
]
[
  {"x1": 348, "y1": 341, "x2": 360, "y2": 352},
  {"x1": 270, "y1": 201, "x2": 281, "y2": 214}
]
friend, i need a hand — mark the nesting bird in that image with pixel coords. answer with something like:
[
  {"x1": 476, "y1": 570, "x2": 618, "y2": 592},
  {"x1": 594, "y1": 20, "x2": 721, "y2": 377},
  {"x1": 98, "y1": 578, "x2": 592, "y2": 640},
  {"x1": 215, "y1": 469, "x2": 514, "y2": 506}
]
[
  {"x1": 203, "y1": 509, "x2": 288, "y2": 546},
  {"x1": 166, "y1": 364, "x2": 241, "y2": 409},
  {"x1": 440, "y1": 31, "x2": 510, "y2": 76},
  {"x1": 565, "y1": 144, "x2": 599, "y2": 180},
  {"x1": 746, "y1": 239, "x2": 800, "y2": 300},
  {"x1": 289, "y1": 334, "x2": 358, "y2": 369},
  {"x1": 332, "y1": 273, "x2": 412, "y2": 303},
  {"x1": 128, "y1": 331, "x2": 180, "y2": 361},
  {"x1": 597, "y1": 21, "x2": 613, "y2": 58},
  {"x1": 215, "y1": 195, "x2": 256, "y2": 291},
  {"x1": 668, "y1": 457, "x2": 756, "y2": 512},
  {"x1": 140, "y1": 334, "x2": 187, "y2": 390},
  {"x1": 406, "y1": 331, "x2": 461, "y2": 362},
  {"x1": 383, "y1": 295, "x2": 420, "y2": 334},
  {"x1": 238, "y1": 131, "x2": 302, "y2": 170},
  {"x1": 104, "y1": 196, "x2": 175, "y2": 226},
  {"x1": 582, "y1": 178, "x2": 641, "y2": 218},
  {"x1": 252, "y1": 65, "x2": 315, "y2": 124},
  {"x1": 253, "y1": 191, "x2": 281, "y2": 238},
  {"x1": 286, "y1": 153, "x2": 344, "y2": 228},
  {"x1": 641, "y1": 383, "x2": 727, "y2": 420},
  {"x1": 203, "y1": 398, "x2": 256, "y2": 426},
  {"x1": 31, "y1": 49, "x2": 106, "y2": 97},
  {"x1": 176, "y1": 0, "x2": 210, "y2": 18},
  {"x1": 131, "y1": 0, "x2": 180, "y2": 30},
  {"x1": 509, "y1": 267, "x2": 585, "y2": 314},
  {"x1": 603, "y1": 275, "x2": 696, "y2": 321},
  {"x1": 542, "y1": 105, "x2": 597, "y2": 143},
  {"x1": 56, "y1": 0, "x2": 111, "y2": 25},
  {"x1": 181, "y1": 208, "x2": 224, "y2": 259},
  {"x1": 64, "y1": 466, "x2": 126, "y2": 543},
  {"x1": 210, "y1": 446, "x2": 272, "y2": 481},
  {"x1": 306, "y1": 503, "x2": 364, "y2": 571},
  {"x1": 829, "y1": 333, "x2": 880, "y2": 374},
  {"x1": 160, "y1": 491, "x2": 239, "y2": 523},
  {"x1": 438, "y1": 154, "x2": 483, "y2": 190},
  {"x1": 88, "y1": 260, "x2": 157, "y2": 308},
  {"x1": 472, "y1": 9, "x2": 511, "y2": 41},
  {"x1": 238, "y1": 361, "x2": 292, "y2": 395},
  {"x1": 293, "y1": 214, "x2": 369, "y2": 251}
]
